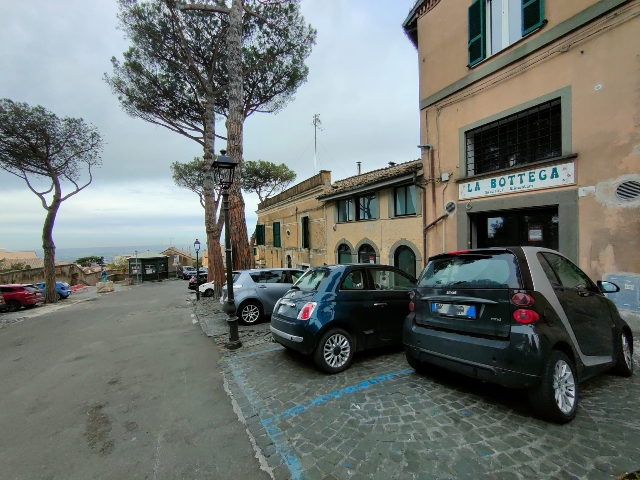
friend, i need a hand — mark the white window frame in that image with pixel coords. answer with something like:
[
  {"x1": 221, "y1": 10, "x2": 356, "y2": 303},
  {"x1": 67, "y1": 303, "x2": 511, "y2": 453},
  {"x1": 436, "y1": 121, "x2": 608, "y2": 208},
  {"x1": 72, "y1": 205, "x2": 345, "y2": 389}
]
[{"x1": 485, "y1": 0, "x2": 522, "y2": 56}]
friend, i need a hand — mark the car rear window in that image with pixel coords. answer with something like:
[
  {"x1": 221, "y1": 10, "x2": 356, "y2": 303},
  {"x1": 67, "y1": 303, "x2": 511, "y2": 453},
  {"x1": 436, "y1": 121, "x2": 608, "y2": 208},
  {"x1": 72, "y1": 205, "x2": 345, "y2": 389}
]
[
  {"x1": 418, "y1": 252, "x2": 522, "y2": 289},
  {"x1": 294, "y1": 268, "x2": 330, "y2": 291}
]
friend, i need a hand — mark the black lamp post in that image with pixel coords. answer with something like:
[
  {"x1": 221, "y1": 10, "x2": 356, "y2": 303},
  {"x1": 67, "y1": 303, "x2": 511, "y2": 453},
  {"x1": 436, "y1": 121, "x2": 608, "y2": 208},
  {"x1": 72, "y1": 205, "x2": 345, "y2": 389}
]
[
  {"x1": 194, "y1": 238, "x2": 201, "y2": 300},
  {"x1": 212, "y1": 149, "x2": 241, "y2": 350}
]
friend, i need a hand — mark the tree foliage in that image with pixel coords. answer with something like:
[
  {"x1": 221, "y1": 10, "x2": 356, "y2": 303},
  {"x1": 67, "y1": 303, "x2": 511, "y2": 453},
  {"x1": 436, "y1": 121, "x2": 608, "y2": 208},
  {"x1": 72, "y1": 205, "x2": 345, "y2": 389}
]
[
  {"x1": 0, "y1": 99, "x2": 103, "y2": 303},
  {"x1": 241, "y1": 160, "x2": 296, "y2": 202},
  {"x1": 74, "y1": 256, "x2": 103, "y2": 267}
]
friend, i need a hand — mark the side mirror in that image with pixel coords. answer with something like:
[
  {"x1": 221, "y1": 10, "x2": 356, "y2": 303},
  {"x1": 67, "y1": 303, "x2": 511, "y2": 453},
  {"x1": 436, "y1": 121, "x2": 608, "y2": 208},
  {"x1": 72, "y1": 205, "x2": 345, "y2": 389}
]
[{"x1": 597, "y1": 280, "x2": 620, "y2": 294}]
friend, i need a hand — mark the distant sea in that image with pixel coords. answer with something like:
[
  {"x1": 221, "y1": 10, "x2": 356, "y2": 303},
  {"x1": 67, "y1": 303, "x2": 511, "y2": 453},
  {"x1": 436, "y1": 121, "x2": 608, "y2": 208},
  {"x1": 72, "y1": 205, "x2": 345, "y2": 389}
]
[{"x1": 35, "y1": 245, "x2": 192, "y2": 264}]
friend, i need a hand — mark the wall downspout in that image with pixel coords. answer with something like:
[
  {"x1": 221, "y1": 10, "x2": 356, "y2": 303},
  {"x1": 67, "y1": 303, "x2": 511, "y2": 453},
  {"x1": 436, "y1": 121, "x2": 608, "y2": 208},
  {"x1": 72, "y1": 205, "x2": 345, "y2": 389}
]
[{"x1": 413, "y1": 171, "x2": 428, "y2": 267}]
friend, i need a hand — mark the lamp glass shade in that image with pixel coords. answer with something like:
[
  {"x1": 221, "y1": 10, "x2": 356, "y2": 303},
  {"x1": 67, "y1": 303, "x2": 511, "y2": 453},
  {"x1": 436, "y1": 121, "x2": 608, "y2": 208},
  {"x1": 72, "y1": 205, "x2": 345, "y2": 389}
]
[
  {"x1": 212, "y1": 150, "x2": 237, "y2": 188},
  {"x1": 194, "y1": 239, "x2": 201, "y2": 252}
]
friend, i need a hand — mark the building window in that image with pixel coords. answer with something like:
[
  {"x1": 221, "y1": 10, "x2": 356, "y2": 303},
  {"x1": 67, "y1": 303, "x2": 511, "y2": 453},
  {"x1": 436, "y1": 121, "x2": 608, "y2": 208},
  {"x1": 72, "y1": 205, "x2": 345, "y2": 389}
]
[
  {"x1": 395, "y1": 185, "x2": 417, "y2": 216},
  {"x1": 273, "y1": 221, "x2": 281, "y2": 247},
  {"x1": 394, "y1": 246, "x2": 417, "y2": 278},
  {"x1": 356, "y1": 194, "x2": 377, "y2": 220},
  {"x1": 256, "y1": 224, "x2": 265, "y2": 246},
  {"x1": 337, "y1": 199, "x2": 353, "y2": 222},
  {"x1": 465, "y1": 99, "x2": 561, "y2": 176},
  {"x1": 468, "y1": 0, "x2": 545, "y2": 67},
  {"x1": 337, "y1": 244, "x2": 352, "y2": 264},
  {"x1": 301, "y1": 216, "x2": 310, "y2": 249},
  {"x1": 358, "y1": 244, "x2": 376, "y2": 264}
]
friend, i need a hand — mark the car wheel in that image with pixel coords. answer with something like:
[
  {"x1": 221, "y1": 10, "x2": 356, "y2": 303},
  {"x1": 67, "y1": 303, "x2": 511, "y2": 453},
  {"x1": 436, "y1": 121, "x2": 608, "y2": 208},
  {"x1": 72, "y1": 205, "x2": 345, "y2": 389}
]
[
  {"x1": 405, "y1": 347, "x2": 429, "y2": 374},
  {"x1": 612, "y1": 329, "x2": 633, "y2": 377},
  {"x1": 314, "y1": 328, "x2": 354, "y2": 374},
  {"x1": 528, "y1": 350, "x2": 578, "y2": 423},
  {"x1": 238, "y1": 301, "x2": 262, "y2": 325},
  {"x1": 204, "y1": 289, "x2": 215, "y2": 298},
  {"x1": 6, "y1": 300, "x2": 21, "y2": 312},
  {"x1": 58, "y1": 293, "x2": 65, "y2": 300}
]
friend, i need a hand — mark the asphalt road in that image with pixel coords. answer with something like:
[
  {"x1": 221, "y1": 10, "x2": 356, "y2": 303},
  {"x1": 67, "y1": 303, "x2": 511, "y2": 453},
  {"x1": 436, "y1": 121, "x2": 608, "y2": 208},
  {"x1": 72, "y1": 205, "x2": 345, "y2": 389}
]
[{"x1": 0, "y1": 280, "x2": 269, "y2": 480}]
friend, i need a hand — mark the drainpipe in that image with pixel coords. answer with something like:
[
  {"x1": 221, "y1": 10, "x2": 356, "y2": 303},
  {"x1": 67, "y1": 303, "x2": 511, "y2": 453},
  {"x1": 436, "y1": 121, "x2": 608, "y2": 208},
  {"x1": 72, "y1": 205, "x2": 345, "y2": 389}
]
[{"x1": 413, "y1": 172, "x2": 428, "y2": 267}]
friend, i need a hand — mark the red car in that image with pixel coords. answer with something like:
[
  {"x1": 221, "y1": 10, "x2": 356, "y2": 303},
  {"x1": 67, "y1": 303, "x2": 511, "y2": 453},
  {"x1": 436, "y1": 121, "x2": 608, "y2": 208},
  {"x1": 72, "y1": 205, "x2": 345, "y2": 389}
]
[{"x1": 0, "y1": 284, "x2": 44, "y2": 312}]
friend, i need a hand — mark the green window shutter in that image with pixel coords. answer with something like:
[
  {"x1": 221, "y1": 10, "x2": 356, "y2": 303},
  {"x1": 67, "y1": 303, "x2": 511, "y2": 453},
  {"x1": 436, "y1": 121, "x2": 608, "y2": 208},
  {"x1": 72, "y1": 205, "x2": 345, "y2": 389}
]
[
  {"x1": 468, "y1": 0, "x2": 486, "y2": 67},
  {"x1": 273, "y1": 222, "x2": 281, "y2": 248},
  {"x1": 301, "y1": 217, "x2": 309, "y2": 249},
  {"x1": 257, "y1": 225, "x2": 265, "y2": 246},
  {"x1": 522, "y1": 0, "x2": 545, "y2": 36}
]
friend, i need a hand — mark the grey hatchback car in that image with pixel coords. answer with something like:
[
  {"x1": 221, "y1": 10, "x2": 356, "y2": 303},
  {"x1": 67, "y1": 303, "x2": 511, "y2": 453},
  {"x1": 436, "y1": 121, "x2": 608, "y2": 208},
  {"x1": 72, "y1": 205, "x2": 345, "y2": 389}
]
[
  {"x1": 221, "y1": 268, "x2": 305, "y2": 325},
  {"x1": 404, "y1": 247, "x2": 634, "y2": 423}
]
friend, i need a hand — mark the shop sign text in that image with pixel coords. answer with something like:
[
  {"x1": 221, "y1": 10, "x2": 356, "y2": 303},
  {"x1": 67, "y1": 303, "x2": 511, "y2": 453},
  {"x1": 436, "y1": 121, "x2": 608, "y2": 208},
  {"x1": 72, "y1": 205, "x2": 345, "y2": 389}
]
[{"x1": 459, "y1": 162, "x2": 575, "y2": 200}]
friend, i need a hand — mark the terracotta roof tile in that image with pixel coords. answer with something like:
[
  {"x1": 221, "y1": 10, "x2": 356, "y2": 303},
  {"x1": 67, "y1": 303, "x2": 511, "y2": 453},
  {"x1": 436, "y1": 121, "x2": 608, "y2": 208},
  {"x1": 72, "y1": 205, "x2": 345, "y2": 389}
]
[{"x1": 320, "y1": 159, "x2": 422, "y2": 197}]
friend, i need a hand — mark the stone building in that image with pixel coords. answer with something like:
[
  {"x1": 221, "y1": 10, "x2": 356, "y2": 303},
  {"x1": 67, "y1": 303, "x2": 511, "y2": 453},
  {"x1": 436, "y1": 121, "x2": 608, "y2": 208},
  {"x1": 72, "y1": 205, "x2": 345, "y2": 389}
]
[
  {"x1": 403, "y1": 0, "x2": 640, "y2": 310},
  {"x1": 318, "y1": 160, "x2": 425, "y2": 279},
  {"x1": 255, "y1": 171, "x2": 332, "y2": 269}
]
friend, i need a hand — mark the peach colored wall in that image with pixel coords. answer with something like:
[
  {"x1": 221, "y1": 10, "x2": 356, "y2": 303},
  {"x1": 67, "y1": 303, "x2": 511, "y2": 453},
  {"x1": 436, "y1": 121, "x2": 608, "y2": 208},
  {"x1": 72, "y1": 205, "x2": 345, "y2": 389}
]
[
  {"x1": 417, "y1": 0, "x2": 603, "y2": 101},
  {"x1": 418, "y1": 9, "x2": 640, "y2": 280}
]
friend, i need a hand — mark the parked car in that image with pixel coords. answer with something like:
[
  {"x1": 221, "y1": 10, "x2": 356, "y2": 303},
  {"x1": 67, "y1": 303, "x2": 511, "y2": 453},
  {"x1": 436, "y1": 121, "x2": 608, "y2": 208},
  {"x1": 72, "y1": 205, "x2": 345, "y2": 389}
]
[
  {"x1": 199, "y1": 281, "x2": 216, "y2": 297},
  {"x1": 188, "y1": 272, "x2": 208, "y2": 290},
  {"x1": 33, "y1": 281, "x2": 70, "y2": 300},
  {"x1": 221, "y1": 269, "x2": 305, "y2": 325},
  {"x1": 0, "y1": 284, "x2": 44, "y2": 312},
  {"x1": 270, "y1": 264, "x2": 417, "y2": 373},
  {"x1": 180, "y1": 266, "x2": 196, "y2": 279},
  {"x1": 0, "y1": 293, "x2": 7, "y2": 313},
  {"x1": 404, "y1": 247, "x2": 634, "y2": 423}
]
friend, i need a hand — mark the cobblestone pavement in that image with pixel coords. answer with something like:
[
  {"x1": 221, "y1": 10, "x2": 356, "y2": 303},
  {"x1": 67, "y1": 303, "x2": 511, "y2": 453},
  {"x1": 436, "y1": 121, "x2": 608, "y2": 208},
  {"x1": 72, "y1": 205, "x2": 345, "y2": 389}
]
[{"x1": 193, "y1": 301, "x2": 640, "y2": 480}]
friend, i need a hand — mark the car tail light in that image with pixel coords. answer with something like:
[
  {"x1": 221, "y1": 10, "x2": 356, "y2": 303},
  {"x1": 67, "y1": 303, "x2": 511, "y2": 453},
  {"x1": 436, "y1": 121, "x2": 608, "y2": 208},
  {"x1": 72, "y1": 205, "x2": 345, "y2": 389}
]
[
  {"x1": 511, "y1": 292, "x2": 534, "y2": 307},
  {"x1": 409, "y1": 301, "x2": 414, "y2": 312},
  {"x1": 297, "y1": 302, "x2": 317, "y2": 321},
  {"x1": 513, "y1": 309, "x2": 540, "y2": 324}
]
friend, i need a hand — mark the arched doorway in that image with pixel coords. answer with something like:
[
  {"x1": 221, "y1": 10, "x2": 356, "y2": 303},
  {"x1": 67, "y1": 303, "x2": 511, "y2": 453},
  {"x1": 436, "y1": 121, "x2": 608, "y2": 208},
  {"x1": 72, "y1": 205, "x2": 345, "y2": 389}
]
[
  {"x1": 337, "y1": 244, "x2": 351, "y2": 264},
  {"x1": 395, "y1": 246, "x2": 416, "y2": 278},
  {"x1": 358, "y1": 244, "x2": 376, "y2": 264}
]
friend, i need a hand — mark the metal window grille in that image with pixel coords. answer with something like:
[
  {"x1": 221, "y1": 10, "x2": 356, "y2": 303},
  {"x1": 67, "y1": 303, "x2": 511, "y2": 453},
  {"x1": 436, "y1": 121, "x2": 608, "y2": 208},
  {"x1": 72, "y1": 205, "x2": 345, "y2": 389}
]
[{"x1": 466, "y1": 99, "x2": 562, "y2": 176}]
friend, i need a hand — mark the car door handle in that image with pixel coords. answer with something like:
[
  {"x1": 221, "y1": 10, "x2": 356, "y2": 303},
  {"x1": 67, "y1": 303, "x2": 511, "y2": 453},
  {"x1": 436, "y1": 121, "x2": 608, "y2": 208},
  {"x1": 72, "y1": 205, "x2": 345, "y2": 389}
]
[
  {"x1": 577, "y1": 291, "x2": 593, "y2": 297},
  {"x1": 373, "y1": 303, "x2": 387, "y2": 307},
  {"x1": 258, "y1": 285, "x2": 267, "y2": 289}
]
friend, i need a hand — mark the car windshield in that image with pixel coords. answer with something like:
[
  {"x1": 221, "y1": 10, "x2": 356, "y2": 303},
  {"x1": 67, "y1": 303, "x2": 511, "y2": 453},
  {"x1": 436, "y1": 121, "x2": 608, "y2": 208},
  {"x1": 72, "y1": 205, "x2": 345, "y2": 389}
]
[
  {"x1": 293, "y1": 268, "x2": 330, "y2": 291},
  {"x1": 418, "y1": 252, "x2": 522, "y2": 289}
]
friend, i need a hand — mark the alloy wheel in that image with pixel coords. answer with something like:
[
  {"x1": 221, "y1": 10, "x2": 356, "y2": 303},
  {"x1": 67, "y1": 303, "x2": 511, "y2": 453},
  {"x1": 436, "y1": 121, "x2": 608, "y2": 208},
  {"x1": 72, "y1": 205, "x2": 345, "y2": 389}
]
[
  {"x1": 241, "y1": 304, "x2": 260, "y2": 324},
  {"x1": 552, "y1": 359, "x2": 576, "y2": 414},
  {"x1": 622, "y1": 333, "x2": 633, "y2": 370},
  {"x1": 323, "y1": 334, "x2": 351, "y2": 368}
]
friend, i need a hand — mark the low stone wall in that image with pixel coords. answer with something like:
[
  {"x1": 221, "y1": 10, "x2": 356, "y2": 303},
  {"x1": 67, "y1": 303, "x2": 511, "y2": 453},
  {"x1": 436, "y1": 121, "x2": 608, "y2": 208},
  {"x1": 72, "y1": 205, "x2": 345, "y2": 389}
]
[{"x1": 0, "y1": 264, "x2": 119, "y2": 287}]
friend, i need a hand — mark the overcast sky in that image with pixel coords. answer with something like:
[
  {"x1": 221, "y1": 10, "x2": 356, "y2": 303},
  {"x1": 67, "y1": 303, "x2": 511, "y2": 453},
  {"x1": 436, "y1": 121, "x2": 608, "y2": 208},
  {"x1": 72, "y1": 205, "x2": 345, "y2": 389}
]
[{"x1": 0, "y1": 0, "x2": 419, "y2": 253}]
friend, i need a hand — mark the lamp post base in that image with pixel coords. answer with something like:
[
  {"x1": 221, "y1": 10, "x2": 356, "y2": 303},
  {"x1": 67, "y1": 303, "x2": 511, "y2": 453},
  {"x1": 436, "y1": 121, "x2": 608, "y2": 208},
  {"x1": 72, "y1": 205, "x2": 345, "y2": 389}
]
[
  {"x1": 225, "y1": 339, "x2": 243, "y2": 350},
  {"x1": 226, "y1": 315, "x2": 242, "y2": 350}
]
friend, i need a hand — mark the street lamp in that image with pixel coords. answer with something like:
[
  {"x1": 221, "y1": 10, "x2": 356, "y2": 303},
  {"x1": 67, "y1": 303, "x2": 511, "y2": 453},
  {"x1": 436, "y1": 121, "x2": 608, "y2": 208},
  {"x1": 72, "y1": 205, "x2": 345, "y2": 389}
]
[
  {"x1": 212, "y1": 149, "x2": 241, "y2": 350},
  {"x1": 194, "y1": 238, "x2": 201, "y2": 301}
]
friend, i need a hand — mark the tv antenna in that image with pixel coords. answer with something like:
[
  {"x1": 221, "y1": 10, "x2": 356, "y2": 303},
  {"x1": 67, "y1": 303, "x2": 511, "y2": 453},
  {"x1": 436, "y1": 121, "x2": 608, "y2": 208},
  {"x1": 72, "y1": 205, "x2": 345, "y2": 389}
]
[{"x1": 311, "y1": 114, "x2": 323, "y2": 174}]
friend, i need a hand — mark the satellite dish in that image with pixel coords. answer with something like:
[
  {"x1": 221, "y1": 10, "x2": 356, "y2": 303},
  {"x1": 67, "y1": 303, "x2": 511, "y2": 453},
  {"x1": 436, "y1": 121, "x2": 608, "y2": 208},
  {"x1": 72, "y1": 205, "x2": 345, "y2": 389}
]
[{"x1": 444, "y1": 201, "x2": 457, "y2": 216}]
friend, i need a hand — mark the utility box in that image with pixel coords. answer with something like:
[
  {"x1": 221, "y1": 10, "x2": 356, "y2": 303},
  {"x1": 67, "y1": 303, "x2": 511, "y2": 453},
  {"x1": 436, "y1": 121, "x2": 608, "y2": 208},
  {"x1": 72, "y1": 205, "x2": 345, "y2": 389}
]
[{"x1": 604, "y1": 272, "x2": 640, "y2": 313}]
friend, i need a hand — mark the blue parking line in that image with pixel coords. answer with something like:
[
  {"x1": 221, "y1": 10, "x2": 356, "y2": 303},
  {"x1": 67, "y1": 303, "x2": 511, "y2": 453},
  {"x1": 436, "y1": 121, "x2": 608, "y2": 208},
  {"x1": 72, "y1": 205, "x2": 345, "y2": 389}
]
[{"x1": 223, "y1": 347, "x2": 283, "y2": 362}]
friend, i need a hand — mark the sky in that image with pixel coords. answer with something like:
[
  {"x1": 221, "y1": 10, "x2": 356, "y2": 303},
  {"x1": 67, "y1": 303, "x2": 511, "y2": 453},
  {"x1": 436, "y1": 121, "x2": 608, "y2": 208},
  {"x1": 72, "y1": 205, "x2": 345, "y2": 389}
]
[{"x1": 0, "y1": 0, "x2": 419, "y2": 254}]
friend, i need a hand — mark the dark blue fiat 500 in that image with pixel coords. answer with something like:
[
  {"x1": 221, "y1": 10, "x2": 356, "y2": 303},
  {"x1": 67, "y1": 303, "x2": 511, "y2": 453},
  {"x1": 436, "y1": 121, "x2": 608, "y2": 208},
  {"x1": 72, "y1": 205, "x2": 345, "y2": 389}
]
[{"x1": 270, "y1": 264, "x2": 416, "y2": 373}]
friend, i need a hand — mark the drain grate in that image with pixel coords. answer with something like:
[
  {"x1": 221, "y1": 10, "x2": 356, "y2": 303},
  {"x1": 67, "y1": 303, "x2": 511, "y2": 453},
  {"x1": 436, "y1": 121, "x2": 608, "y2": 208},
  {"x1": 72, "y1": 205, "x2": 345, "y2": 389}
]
[{"x1": 615, "y1": 180, "x2": 640, "y2": 201}]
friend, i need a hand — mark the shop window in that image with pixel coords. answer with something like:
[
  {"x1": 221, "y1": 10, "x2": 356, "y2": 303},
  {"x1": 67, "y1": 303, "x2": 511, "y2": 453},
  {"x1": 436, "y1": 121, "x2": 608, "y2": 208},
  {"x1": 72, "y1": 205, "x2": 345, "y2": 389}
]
[
  {"x1": 337, "y1": 244, "x2": 352, "y2": 264},
  {"x1": 395, "y1": 185, "x2": 416, "y2": 216},
  {"x1": 256, "y1": 225, "x2": 265, "y2": 246},
  {"x1": 466, "y1": 99, "x2": 561, "y2": 176},
  {"x1": 356, "y1": 194, "x2": 377, "y2": 220},
  {"x1": 475, "y1": 207, "x2": 558, "y2": 250},
  {"x1": 358, "y1": 244, "x2": 376, "y2": 264},
  {"x1": 301, "y1": 216, "x2": 310, "y2": 249},
  {"x1": 273, "y1": 221, "x2": 281, "y2": 247},
  {"x1": 337, "y1": 199, "x2": 353, "y2": 222},
  {"x1": 468, "y1": 0, "x2": 545, "y2": 66}
]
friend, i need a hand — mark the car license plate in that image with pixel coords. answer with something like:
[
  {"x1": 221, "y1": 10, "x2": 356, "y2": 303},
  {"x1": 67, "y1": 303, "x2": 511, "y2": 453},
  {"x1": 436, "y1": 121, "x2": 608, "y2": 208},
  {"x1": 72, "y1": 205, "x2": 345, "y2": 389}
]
[{"x1": 431, "y1": 302, "x2": 476, "y2": 319}]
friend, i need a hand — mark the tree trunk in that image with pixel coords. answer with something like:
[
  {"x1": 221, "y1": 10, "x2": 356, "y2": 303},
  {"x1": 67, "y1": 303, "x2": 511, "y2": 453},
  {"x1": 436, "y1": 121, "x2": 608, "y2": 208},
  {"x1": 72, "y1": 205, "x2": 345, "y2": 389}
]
[
  {"x1": 202, "y1": 85, "x2": 225, "y2": 295},
  {"x1": 42, "y1": 201, "x2": 60, "y2": 304},
  {"x1": 226, "y1": 0, "x2": 252, "y2": 269}
]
